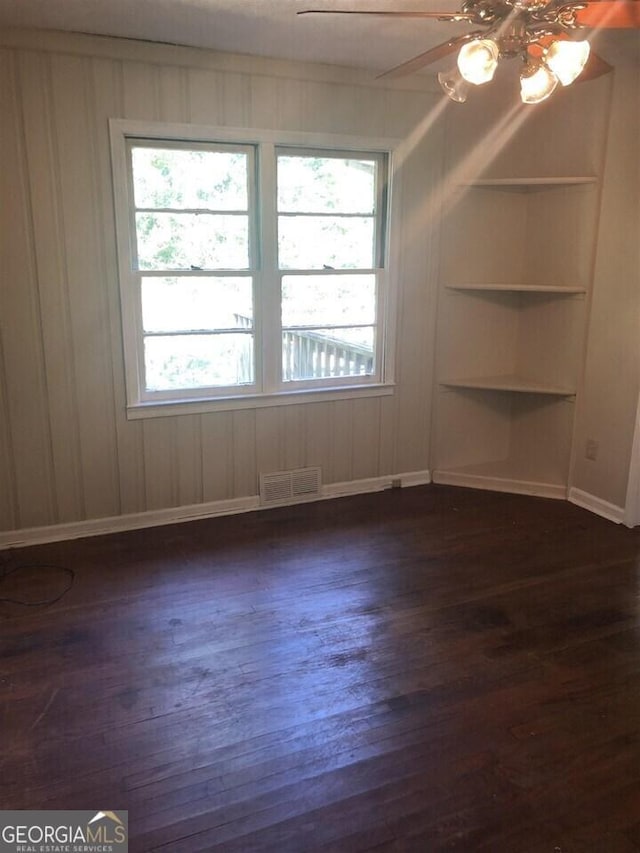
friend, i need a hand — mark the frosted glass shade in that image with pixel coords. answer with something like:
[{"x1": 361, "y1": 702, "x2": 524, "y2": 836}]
[
  {"x1": 520, "y1": 64, "x2": 558, "y2": 103},
  {"x1": 438, "y1": 67, "x2": 469, "y2": 102},
  {"x1": 457, "y1": 39, "x2": 499, "y2": 84},
  {"x1": 545, "y1": 39, "x2": 590, "y2": 85}
]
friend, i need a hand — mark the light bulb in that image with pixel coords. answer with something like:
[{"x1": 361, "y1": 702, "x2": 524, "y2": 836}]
[
  {"x1": 545, "y1": 39, "x2": 590, "y2": 85},
  {"x1": 457, "y1": 39, "x2": 499, "y2": 85},
  {"x1": 520, "y1": 63, "x2": 558, "y2": 103},
  {"x1": 438, "y1": 67, "x2": 469, "y2": 103}
]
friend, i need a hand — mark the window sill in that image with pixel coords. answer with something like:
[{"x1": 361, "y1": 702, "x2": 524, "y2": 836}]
[{"x1": 126, "y1": 382, "x2": 395, "y2": 419}]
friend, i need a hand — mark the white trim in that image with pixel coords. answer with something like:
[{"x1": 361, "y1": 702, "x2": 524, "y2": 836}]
[
  {"x1": 322, "y1": 477, "x2": 387, "y2": 498},
  {"x1": 396, "y1": 470, "x2": 433, "y2": 487},
  {"x1": 623, "y1": 392, "x2": 640, "y2": 527},
  {"x1": 323, "y1": 477, "x2": 389, "y2": 498},
  {"x1": 0, "y1": 470, "x2": 431, "y2": 550},
  {"x1": 322, "y1": 469, "x2": 431, "y2": 498},
  {"x1": 0, "y1": 496, "x2": 260, "y2": 550},
  {"x1": 568, "y1": 488, "x2": 625, "y2": 525},
  {"x1": 126, "y1": 382, "x2": 395, "y2": 418},
  {"x1": 432, "y1": 470, "x2": 567, "y2": 500},
  {"x1": 111, "y1": 120, "x2": 402, "y2": 164}
]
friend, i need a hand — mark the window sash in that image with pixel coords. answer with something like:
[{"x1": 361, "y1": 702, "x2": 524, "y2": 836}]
[
  {"x1": 128, "y1": 277, "x2": 258, "y2": 401},
  {"x1": 273, "y1": 148, "x2": 386, "y2": 389}
]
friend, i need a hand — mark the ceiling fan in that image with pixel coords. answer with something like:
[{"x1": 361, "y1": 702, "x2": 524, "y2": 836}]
[{"x1": 298, "y1": 0, "x2": 640, "y2": 102}]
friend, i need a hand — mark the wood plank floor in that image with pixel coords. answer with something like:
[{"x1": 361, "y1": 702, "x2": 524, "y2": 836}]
[{"x1": 2, "y1": 484, "x2": 640, "y2": 852}]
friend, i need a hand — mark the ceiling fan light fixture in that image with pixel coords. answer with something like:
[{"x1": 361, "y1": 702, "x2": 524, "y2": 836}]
[
  {"x1": 438, "y1": 67, "x2": 470, "y2": 102},
  {"x1": 544, "y1": 39, "x2": 591, "y2": 85},
  {"x1": 457, "y1": 38, "x2": 499, "y2": 84},
  {"x1": 520, "y1": 62, "x2": 558, "y2": 103}
]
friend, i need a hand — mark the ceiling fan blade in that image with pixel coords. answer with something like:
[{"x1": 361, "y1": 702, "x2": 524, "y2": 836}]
[
  {"x1": 297, "y1": 9, "x2": 475, "y2": 21},
  {"x1": 572, "y1": 0, "x2": 640, "y2": 27},
  {"x1": 576, "y1": 50, "x2": 614, "y2": 79},
  {"x1": 377, "y1": 34, "x2": 476, "y2": 79}
]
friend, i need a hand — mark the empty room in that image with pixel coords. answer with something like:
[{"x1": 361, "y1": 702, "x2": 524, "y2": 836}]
[{"x1": 1, "y1": 1, "x2": 639, "y2": 850}]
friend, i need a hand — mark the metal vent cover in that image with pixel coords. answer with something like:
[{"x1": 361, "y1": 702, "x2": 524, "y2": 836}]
[{"x1": 259, "y1": 467, "x2": 322, "y2": 506}]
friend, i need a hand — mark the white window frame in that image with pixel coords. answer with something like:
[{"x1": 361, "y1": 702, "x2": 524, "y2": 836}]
[{"x1": 110, "y1": 119, "x2": 400, "y2": 419}]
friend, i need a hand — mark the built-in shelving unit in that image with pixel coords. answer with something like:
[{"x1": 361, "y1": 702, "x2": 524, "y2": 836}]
[{"x1": 432, "y1": 175, "x2": 599, "y2": 498}]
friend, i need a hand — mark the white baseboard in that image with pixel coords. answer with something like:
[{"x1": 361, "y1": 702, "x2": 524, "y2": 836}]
[
  {"x1": 568, "y1": 488, "x2": 625, "y2": 524},
  {"x1": 323, "y1": 469, "x2": 431, "y2": 498},
  {"x1": 432, "y1": 470, "x2": 567, "y2": 500},
  {"x1": 396, "y1": 470, "x2": 433, "y2": 488},
  {"x1": 3, "y1": 474, "x2": 625, "y2": 549},
  {"x1": 0, "y1": 495, "x2": 260, "y2": 550},
  {"x1": 0, "y1": 470, "x2": 431, "y2": 550}
]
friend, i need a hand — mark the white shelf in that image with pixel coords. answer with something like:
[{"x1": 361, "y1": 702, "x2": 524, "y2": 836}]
[
  {"x1": 458, "y1": 176, "x2": 597, "y2": 191},
  {"x1": 440, "y1": 375, "x2": 576, "y2": 396},
  {"x1": 446, "y1": 284, "x2": 586, "y2": 295}
]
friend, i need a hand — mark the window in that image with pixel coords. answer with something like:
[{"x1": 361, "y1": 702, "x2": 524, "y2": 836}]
[{"x1": 110, "y1": 122, "x2": 396, "y2": 416}]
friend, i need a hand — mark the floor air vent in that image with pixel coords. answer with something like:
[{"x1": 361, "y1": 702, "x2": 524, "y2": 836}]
[{"x1": 259, "y1": 467, "x2": 322, "y2": 506}]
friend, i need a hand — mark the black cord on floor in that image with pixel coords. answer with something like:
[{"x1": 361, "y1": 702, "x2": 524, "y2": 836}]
[{"x1": 0, "y1": 554, "x2": 75, "y2": 607}]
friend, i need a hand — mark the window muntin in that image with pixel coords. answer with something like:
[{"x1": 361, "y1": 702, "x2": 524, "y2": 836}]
[
  {"x1": 114, "y1": 127, "x2": 392, "y2": 410},
  {"x1": 139, "y1": 275, "x2": 255, "y2": 390}
]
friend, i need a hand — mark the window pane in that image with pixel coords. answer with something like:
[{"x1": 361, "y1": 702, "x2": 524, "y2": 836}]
[
  {"x1": 141, "y1": 277, "x2": 253, "y2": 333},
  {"x1": 144, "y1": 334, "x2": 254, "y2": 390},
  {"x1": 282, "y1": 327, "x2": 374, "y2": 382},
  {"x1": 277, "y1": 155, "x2": 376, "y2": 213},
  {"x1": 131, "y1": 147, "x2": 248, "y2": 210},
  {"x1": 278, "y1": 216, "x2": 374, "y2": 270},
  {"x1": 136, "y1": 213, "x2": 249, "y2": 270},
  {"x1": 282, "y1": 274, "x2": 375, "y2": 327}
]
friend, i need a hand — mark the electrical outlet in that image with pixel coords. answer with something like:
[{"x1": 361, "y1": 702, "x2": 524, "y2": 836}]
[{"x1": 585, "y1": 439, "x2": 599, "y2": 461}]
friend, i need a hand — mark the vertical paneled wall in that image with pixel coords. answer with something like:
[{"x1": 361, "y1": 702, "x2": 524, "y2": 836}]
[{"x1": 0, "y1": 31, "x2": 444, "y2": 533}]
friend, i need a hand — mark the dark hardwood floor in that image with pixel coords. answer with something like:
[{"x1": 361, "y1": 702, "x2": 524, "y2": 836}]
[{"x1": 2, "y1": 484, "x2": 640, "y2": 852}]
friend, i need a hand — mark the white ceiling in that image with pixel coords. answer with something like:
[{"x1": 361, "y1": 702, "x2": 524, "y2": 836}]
[{"x1": 0, "y1": 0, "x2": 637, "y2": 75}]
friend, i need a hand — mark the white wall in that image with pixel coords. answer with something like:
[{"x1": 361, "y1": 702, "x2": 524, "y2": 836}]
[
  {"x1": 570, "y1": 65, "x2": 640, "y2": 511},
  {"x1": 1, "y1": 28, "x2": 638, "y2": 538},
  {"x1": 0, "y1": 29, "x2": 445, "y2": 534}
]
